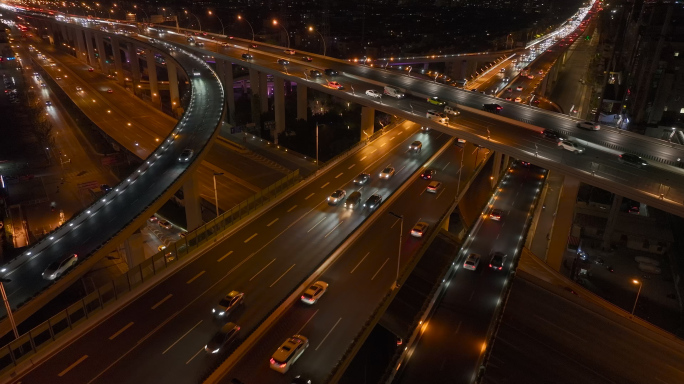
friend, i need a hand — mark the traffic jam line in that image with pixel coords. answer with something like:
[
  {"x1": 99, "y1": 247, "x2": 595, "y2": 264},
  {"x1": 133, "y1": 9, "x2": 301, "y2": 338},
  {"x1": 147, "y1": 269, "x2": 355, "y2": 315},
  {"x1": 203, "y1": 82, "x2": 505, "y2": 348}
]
[
  {"x1": 108, "y1": 322, "x2": 134, "y2": 341},
  {"x1": 244, "y1": 233, "x2": 258, "y2": 243},
  {"x1": 270, "y1": 264, "x2": 295, "y2": 287},
  {"x1": 186, "y1": 270, "x2": 205, "y2": 284},
  {"x1": 250, "y1": 258, "x2": 276, "y2": 281},
  {"x1": 217, "y1": 250, "x2": 233, "y2": 262},
  {"x1": 151, "y1": 294, "x2": 173, "y2": 310},
  {"x1": 58, "y1": 355, "x2": 88, "y2": 377}
]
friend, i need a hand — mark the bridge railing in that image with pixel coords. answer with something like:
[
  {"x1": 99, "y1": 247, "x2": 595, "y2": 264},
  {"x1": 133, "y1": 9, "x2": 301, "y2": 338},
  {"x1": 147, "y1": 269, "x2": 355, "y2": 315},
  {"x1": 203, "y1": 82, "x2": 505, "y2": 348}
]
[{"x1": 0, "y1": 169, "x2": 300, "y2": 375}]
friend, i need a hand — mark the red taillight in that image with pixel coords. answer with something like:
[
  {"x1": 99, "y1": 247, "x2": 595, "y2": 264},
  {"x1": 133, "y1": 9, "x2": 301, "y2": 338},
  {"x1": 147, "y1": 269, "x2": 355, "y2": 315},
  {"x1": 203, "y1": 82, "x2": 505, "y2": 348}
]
[
  {"x1": 498, "y1": 267, "x2": 503, "y2": 270},
  {"x1": 489, "y1": 264, "x2": 492, "y2": 268}
]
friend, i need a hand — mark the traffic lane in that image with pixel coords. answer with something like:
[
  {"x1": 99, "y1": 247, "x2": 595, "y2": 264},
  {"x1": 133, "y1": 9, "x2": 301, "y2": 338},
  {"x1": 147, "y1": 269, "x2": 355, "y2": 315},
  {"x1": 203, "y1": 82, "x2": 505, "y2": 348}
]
[
  {"x1": 397, "y1": 165, "x2": 544, "y2": 384},
  {"x1": 224, "y1": 143, "x2": 484, "y2": 383},
  {"x1": 86, "y1": 131, "x2": 452, "y2": 383},
  {"x1": 483, "y1": 277, "x2": 684, "y2": 384},
  {"x1": 16, "y1": 124, "x2": 445, "y2": 382}
]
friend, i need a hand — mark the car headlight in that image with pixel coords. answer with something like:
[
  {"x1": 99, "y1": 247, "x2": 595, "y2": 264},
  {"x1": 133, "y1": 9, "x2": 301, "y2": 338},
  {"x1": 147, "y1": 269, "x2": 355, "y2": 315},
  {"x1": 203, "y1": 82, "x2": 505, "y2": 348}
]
[
  {"x1": 212, "y1": 308, "x2": 216, "y2": 313},
  {"x1": 219, "y1": 311, "x2": 225, "y2": 316},
  {"x1": 212, "y1": 348, "x2": 220, "y2": 354}
]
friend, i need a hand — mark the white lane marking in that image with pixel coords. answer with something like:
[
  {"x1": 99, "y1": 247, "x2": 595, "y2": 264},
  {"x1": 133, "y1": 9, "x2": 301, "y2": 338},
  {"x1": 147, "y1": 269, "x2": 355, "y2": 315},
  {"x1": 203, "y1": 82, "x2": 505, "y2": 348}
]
[
  {"x1": 308, "y1": 216, "x2": 327, "y2": 233},
  {"x1": 390, "y1": 136, "x2": 395, "y2": 141},
  {"x1": 296, "y1": 309, "x2": 320, "y2": 335},
  {"x1": 391, "y1": 218, "x2": 401, "y2": 229},
  {"x1": 58, "y1": 355, "x2": 88, "y2": 377},
  {"x1": 186, "y1": 271, "x2": 205, "y2": 284},
  {"x1": 398, "y1": 165, "x2": 406, "y2": 174},
  {"x1": 380, "y1": 142, "x2": 387, "y2": 147},
  {"x1": 360, "y1": 156, "x2": 367, "y2": 161},
  {"x1": 348, "y1": 164, "x2": 356, "y2": 170},
  {"x1": 217, "y1": 251, "x2": 233, "y2": 262},
  {"x1": 443, "y1": 161, "x2": 451, "y2": 170},
  {"x1": 305, "y1": 193, "x2": 315, "y2": 200},
  {"x1": 108, "y1": 322, "x2": 134, "y2": 341},
  {"x1": 351, "y1": 252, "x2": 370, "y2": 274},
  {"x1": 436, "y1": 187, "x2": 446, "y2": 200},
  {"x1": 287, "y1": 205, "x2": 297, "y2": 212},
  {"x1": 186, "y1": 347, "x2": 204, "y2": 365},
  {"x1": 324, "y1": 221, "x2": 344, "y2": 238},
  {"x1": 250, "y1": 258, "x2": 276, "y2": 281},
  {"x1": 371, "y1": 258, "x2": 389, "y2": 281},
  {"x1": 369, "y1": 148, "x2": 377, "y2": 154},
  {"x1": 244, "y1": 233, "x2": 258, "y2": 243},
  {"x1": 270, "y1": 264, "x2": 295, "y2": 287},
  {"x1": 162, "y1": 320, "x2": 203, "y2": 354},
  {"x1": 151, "y1": 294, "x2": 173, "y2": 310},
  {"x1": 335, "y1": 172, "x2": 343, "y2": 178},
  {"x1": 315, "y1": 317, "x2": 342, "y2": 351},
  {"x1": 321, "y1": 182, "x2": 330, "y2": 188},
  {"x1": 267, "y1": 218, "x2": 279, "y2": 227}
]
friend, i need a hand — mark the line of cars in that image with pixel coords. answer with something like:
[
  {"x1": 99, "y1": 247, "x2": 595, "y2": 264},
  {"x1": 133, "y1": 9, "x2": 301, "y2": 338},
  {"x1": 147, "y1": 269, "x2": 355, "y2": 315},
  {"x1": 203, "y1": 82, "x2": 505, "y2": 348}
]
[{"x1": 540, "y1": 127, "x2": 649, "y2": 166}]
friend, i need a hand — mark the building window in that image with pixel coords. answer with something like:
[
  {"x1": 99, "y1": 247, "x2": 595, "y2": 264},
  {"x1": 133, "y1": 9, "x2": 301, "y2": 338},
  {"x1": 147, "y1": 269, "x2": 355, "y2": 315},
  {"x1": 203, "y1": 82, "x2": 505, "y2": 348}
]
[{"x1": 676, "y1": 52, "x2": 680, "y2": 57}]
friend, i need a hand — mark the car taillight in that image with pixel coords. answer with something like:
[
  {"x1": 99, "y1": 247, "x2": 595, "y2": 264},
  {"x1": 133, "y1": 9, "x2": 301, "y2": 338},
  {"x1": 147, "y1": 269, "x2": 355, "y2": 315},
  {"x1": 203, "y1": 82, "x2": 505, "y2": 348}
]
[
  {"x1": 489, "y1": 264, "x2": 492, "y2": 268},
  {"x1": 498, "y1": 267, "x2": 503, "y2": 270}
]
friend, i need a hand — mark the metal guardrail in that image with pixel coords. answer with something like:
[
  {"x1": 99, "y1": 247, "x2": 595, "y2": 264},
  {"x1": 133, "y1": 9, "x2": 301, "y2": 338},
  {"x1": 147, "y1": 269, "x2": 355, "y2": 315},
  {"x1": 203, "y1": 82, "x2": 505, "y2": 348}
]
[{"x1": 0, "y1": 170, "x2": 300, "y2": 374}]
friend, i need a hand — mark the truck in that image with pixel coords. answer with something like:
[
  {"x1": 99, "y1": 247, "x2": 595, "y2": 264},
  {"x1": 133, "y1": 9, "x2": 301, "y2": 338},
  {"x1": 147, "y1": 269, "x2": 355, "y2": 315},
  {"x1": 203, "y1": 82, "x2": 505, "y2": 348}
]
[{"x1": 383, "y1": 86, "x2": 405, "y2": 98}]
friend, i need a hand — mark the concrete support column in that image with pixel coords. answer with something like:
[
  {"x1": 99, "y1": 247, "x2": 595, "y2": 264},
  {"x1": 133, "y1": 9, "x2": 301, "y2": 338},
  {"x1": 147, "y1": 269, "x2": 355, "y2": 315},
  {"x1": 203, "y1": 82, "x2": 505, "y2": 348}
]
[
  {"x1": 127, "y1": 43, "x2": 141, "y2": 91},
  {"x1": 145, "y1": 48, "x2": 160, "y2": 106},
  {"x1": 361, "y1": 106, "x2": 375, "y2": 141},
  {"x1": 259, "y1": 72, "x2": 269, "y2": 113},
  {"x1": 503, "y1": 155, "x2": 510, "y2": 169},
  {"x1": 111, "y1": 38, "x2": 125, "y2": 86},
  {"x1": 297, "y1": 83, "x2": 307, "y2": 121},
  {"x1": 491, "y1": 151, "x2": 503, "y2": 187},
  {"x1": 274, "y1": 76, "x2": 286, "y2": 145},
  {"x1": 224, "y1": 62, "x2": 235, "y2": 125},
  {"x1": 168, "y1": 63, "x2": 181, "y2": 116},
  {"x1": 183, "y1": 175, "x2": 203, "y2": 231},
  {"x1": 123, "y1": 228, "x2": 145, "y2": 267},
  {"x1": 441, "y1": 215, "x2": 450, "y2": 231},
  {"x1": 248, "y1": 68, "x2": 261, "y2": 126},
  {"x1": 546, "y1": 176, "x2": 580, "y2": 272},
  {"x1": 75, "y1": 28, "x2": 87, "y2": 62},
  {"x1": 84, "y1": 29, "x2": 97, "y2": 68},
  {"x1": 59, "y1": 24, "x2": 68, "y2": 43},
  {"x1": 602, "y1": 194, "x2": 623, "y2": 250},
  {"x1": 95, "y1": 34, "x2": 108, "y2": 72}
]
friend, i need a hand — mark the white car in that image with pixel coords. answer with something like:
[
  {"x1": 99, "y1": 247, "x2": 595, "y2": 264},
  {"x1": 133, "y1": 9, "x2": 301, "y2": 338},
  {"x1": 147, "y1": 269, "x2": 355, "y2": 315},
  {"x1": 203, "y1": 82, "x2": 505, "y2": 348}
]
[
  {"x1": 558, "y1": 140, "x2": 585, "y2": 154},
  {"x1": 158, "y1": 220, "x2": 172, "y2": 230},
  {"x1": 463, "y1": 253, "x2": 480, "y2": 271},
  {"x1": 270, "y1": 335, "x2": 309, "y2": 373},
  {"x1": 327, "y1": 189, "x2": 346, "y2": 205},
  {"x1": 365, "y1": 89, "x2": 382, "y2": 98},
  {"x1": 576, "y1": 121, "x2": 600, "y2": 130},
  {"x1": 301, "y1": 281, "x2": 328, "y2": 304},
  {"x1": 42, "y1": 254, "x2": 78, "y2": 280},
  {"x1": 379, "y1": 166, "x2": 395, "y2": 179},
  {"x1": 410, "y1": 222, "x2": 429, "y2": 238}
]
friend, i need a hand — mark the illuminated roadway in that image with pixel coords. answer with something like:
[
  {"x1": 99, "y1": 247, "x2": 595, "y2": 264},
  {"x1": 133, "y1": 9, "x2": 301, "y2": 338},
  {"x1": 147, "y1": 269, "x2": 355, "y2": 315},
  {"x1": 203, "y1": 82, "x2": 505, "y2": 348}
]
[{"x1": 15, "y1": 122, "x2": 450, "y2": 383}]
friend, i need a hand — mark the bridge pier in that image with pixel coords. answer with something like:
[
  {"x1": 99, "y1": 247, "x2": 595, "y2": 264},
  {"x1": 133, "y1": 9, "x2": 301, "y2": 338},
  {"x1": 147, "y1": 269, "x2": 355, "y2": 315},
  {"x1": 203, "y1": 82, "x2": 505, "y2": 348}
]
[
  {"x1": 259, "y1": 72, "x2": 269, "y2": 113},
  {"x1": 167, "y1": 62, "x2": 181, "y2": 116},
  {"x1": 145, "y1": 48, "x2": 160, "y2": 107},
  {"x1": 84, "y1": 29, "x2": 97, "y2": 68},
  {"x1": 75, "y1": 28, "x2": 87, "y2": 62},
  {"x1": 215, "y1": 59, "x2": 235, "y2": 124},
  {"x1": 297, "y1": 83, "x2": 307, "y2": 121},
  {"x1": 547, "y1": 175, "x2": 580, "y2": 271},
  {"x1": 111, "y1": 38, "x2": 126, "y2": 86},
  {"x1": 127, "y1": 43, "x2": 141, "y2": 92},
  {"x1": 123, "y1": 228, "x2": 145, "y2": 268},
  {"x1": 248, "y1": 68, "x2": 261, "y2": 126},
  {"x1": 274, "y1": 76, "x2": 286, "y2": 144},
  {"x1": 95, "y1": 34, "x2": 108, "y2": 73},
  {"x1": 602, "y1": 194, "x2": 623, "y2": 250},
  {"x1": 183, "y1": 175, "x2": 203, "y2": 231},
  {"x1": 361, "y1": 106, "x2": 375, "y2": 141},
  {"x1": 492, "y1": 152, "x2": 503, "y2": 187}
]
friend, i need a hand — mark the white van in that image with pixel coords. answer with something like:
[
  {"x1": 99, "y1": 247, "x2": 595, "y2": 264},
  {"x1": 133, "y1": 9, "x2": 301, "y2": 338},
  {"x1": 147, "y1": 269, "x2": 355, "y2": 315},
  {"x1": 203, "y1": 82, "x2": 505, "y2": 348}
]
[
  {"x1": 426, "y1": 110, "x2": 449, "y2": 124},
  {"x1": 444, "y1": 106, "x2": 460, "y2": 116},
  {"x1": 384, "y1": 86, "x2": 405, "y2": 98}
]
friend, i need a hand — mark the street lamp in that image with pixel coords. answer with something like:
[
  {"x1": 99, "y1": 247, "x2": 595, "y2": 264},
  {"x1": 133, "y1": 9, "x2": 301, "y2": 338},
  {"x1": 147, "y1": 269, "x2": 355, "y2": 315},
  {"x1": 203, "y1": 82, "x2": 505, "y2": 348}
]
[
  {"x1": 213, "y1": 172, "x2": 224, "y2": 217},
  {"x1": 184, "y1": 10, "x2": 202, "y2": 32},
  {"x1": 631, "y1": 279, "x2": 643, "y2": 317},
  {"x1": 237, "y1": 15, "x2": 255, "y2": 42},
  {"x1": 272, "y1": 19, "x2": 290, "y2": 48},
  {"x1": 0, "y1": 279, "x2": 19, "y2": 339},
  {"x1": 388, "y1": 212, "x2": 403, "y2": 290},
  {"x1": 308, "y1": 26, "x2": 326, "y2": 57},
  {"x1": 133, "y1": 5, "x2": 148, "y2": 22},
  {"x1": 208, "y1": 11, "x2": 225, "y2": 35}
]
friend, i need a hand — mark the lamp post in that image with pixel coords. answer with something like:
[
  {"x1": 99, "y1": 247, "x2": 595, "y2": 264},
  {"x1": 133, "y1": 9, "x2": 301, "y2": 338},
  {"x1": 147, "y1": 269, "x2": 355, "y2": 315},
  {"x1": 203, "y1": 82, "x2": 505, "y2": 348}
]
[
  {"x1": 388, "y1": 212, "x2": 403, "y2": 290},
  {"x1": 184, "y1": 10, "x2": 202, "y2": 32},
  {"x1": 272, "y1": 19, "x2": 290, "y2": 48},
  {"x1": 133, "y1": 5, "x2": 148, "y2": 22},
  {"x1": 208, "y1": 11, "x2": 225, "y2": 35},
  {"x1": 213, "y1": 172, "x2": 223, "y2": 218},
  {"x1": 238, "y1": 15, "x2": 255, "y2": 52},
  {"x1": 631, "y1": 279, "x2": 643, "y2": 317},
  {"x1": 308, "y1": 26, "x2": 326, "y2": 57},
  {"x1": 0, "y1": 279, "x2": 19, "y2": 339}
]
